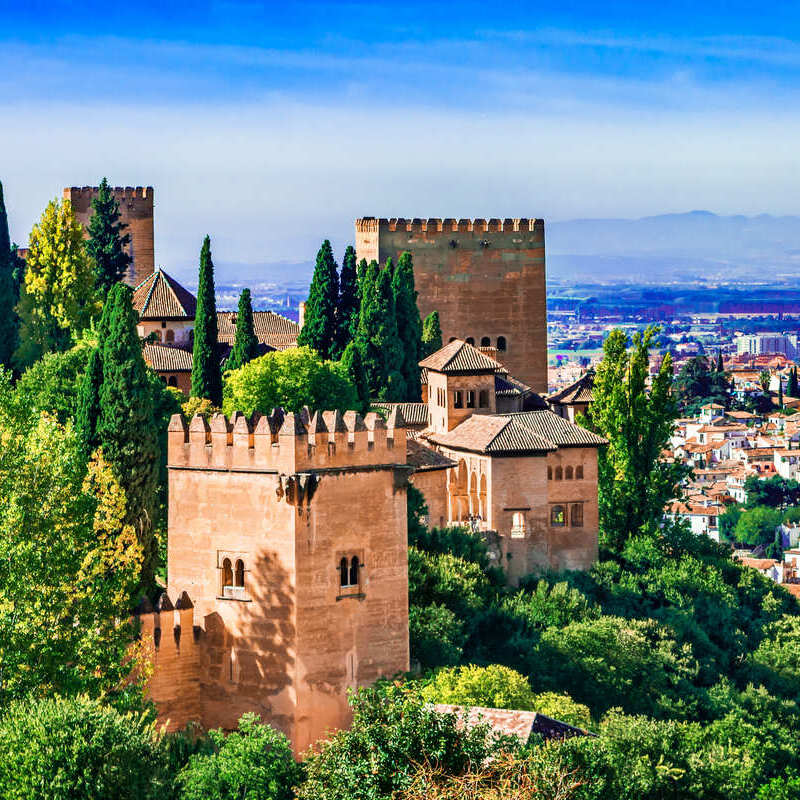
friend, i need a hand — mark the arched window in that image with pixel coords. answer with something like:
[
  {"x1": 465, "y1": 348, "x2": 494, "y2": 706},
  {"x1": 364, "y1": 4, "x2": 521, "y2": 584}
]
[
  {"x1": 547, "y1": 465, "x2": 553, "y2": 480},
  {"x1": 571, "y1": 504, "x2": 584, "y2": 527},
  {"x1": 466, "y1": 337, "x2": 475, "y2": 346},
  {"x1": 235, "y1": 559, "x2": 245, "y2": 587},
  {"x1": 497, "y1": 336, "x2": 507, "y2": 351},
  {"x1": 576, "y1": 465, "x2": 584, "y2": 479},
  {"x1": 481, "y1": 336, "x2": 491, "y2": 347},
  {"x1": 349, "y1": 556, "x2": 360, "y2": 587},
  {"x1": 478, "y1": 390, "x2": 489, "y2": 408},
  {"x1": 565, "y1": 466, "x2": 573, "y2": 480},
  {"x1": 339, "y1": 557, "x2": 349, "y2": 587},
  {"x1": 222, "y1": 558, "x2": 233, "y2": 588},
  {"x1": 168, "y1": 376, "x2": 178, "y2": 387},
  {"x1": 555, "y1": 466, "x2": 563, "y2": 480},
  {"x1": 550, "y1": 505, "x2": 566, "y2": 527},
  {"x1": 165, "y1": 329, "x2": 175, "y2": 343}
]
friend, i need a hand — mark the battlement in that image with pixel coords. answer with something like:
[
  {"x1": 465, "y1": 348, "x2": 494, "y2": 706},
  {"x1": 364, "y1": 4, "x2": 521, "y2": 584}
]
[
  {"x1": 167, "y1": 407, "x2": 406, "y2": 474},
  {"x1": 65, "y1": 185, "x2": 154, "y2": 200},
  {"x1": 355, "y1": 217, "x2": 544, "y2": 235}
]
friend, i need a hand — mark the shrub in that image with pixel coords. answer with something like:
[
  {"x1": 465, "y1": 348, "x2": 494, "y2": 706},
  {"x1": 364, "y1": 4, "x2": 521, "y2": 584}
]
[
  {"x1": 421, "y1": 664, "x2": 536, "y2": 711},
  {"x1": 0, "y1": 695, "x2": 167, "y2": 800},
  {"x1": 178, "y1": 713, "x2": 299, "y2": 800}
]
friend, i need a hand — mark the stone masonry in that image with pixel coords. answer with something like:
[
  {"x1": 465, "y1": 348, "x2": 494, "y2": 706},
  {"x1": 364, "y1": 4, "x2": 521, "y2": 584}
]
[
  {"x1": 355, "y1": 217, "x2": 548, "y2": 393},
  {"x1": 64, "y1": 186, "x2": 155, "y2": 286}
]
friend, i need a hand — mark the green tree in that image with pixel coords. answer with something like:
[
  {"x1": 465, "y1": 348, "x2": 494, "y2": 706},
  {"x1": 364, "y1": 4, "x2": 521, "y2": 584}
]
[
  {"x1": 356, "y1": 262, "x2": 406, "y2": 401},
  {"x1": 341, "y1": 340, "x2": 369, "y2": 414},
  {"x1": 222, "y1": 346, "x2": 357, "y2": 416},
  {"x1": 745, "y1": 475, "x2": 800, "y2": 509},
  {"x1": 421, "y1": 310, "x2": 443, "y2": 358},
  {"x1": 178, "y1": 713, "x2": 300, "y2": 800},
  {"x1": 760, "y1": 370, "x2": 771, "y2": 393},
  {"x1": 191, "y1": 235, "x2": 223, "y2": 405},
  {"x1": 85, "y1": 177, "x2": 132, "y2": 295},
  {"x1": 788, "y1": 367, "x2": 799, "y2": 399},
  {"x1": 333, "y1": 244, "x2": 359, "y2": 359},
  {"x1": 297, "y1": 683, "x2": 510, "y2": 800},
  {"x1": 297, "y1": 239, "x2": 338, "y2": 360},
  {"x1": 409, "y1": 603, "x2": 466, "y2": 668},
  {"x1": 583, "y1": 327, "x2": 686, "y2": 550},
  {"x1": 0, "y1": 695, "x2": 168, "y2": 800},
  {"x1": 734, "y1": 506, "x2": 782, "y2": 548},
  {"x1": 76, "y1": 346, "x2": 103, "y2": 456},
  {"x1": 0, "y1": 180, "x2": 19, "y2": 368},
  {"x1": 392, "y1": 251, "x2": 423, "y2": 400},
  {"x1": 0, "y1": 397, "x2": 143, "y2": 703},
  {"x1": 223, "y1": 288, "x2": 259, "y2": 372},
  {"x1": 421, "y1": 664, "x2": 537, "y2": 711},
  {"x1": 15, "y1": 198, "x2": 99, "y2": 366},
  {"x1": 96, "y1": 284, "x2": 161, "y2": 588}
]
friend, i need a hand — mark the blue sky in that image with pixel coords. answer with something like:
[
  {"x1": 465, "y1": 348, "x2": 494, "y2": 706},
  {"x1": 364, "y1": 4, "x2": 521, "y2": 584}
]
[{"x1": 3, "y1": 0, "x2": 800, "y2": 279}]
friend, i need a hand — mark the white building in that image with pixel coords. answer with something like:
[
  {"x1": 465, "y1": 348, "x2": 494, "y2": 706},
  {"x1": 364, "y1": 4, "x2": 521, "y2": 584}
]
[{"x1": 735, "y1": 333, "x2": 798, "y2": 358}]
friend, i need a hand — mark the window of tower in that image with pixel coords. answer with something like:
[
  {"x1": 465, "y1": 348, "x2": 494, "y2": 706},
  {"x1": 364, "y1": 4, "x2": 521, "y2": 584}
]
[{"x1": 497, "y1": 336, "x2": 507, "y2": 351}]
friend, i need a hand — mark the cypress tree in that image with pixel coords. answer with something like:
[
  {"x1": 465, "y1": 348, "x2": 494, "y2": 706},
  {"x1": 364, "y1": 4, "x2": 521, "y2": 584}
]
[
  {"x1": 86, "y1": 178, "x2": 132, "y2": 295},
  {"x1": 789, "y1": 367, "x2": 799, "y2": 399},
  {"x1": 342, "y1": 341, "x2": 369, "y2": 415},
  {"x1": 333, "y1": 245, "x2": 359, "y2": 359},
  {"x1": 191, "y1": 235, "x2": 223, "y2": 405},
  {"x1": 421, "y1": 310, "x2": 443, "y2": 357},
  {"x1": 716, "y1": 350, "x2": 724, "y2": 373},
  {"x1": 224, "y1": 288, "x2": 259, "y2": 372},
  {"x1": 75, "y1": 347, "x2": 103, "y2": 457},
  {"x1": 373, "y1": 263, "x2": 405, "y2": 402},
  {"x1": 96, "y1": 284, "x2": 160, "y2": 588},
  {"x1": 0, "y1": 181, "x2": 19, "y2": 368},
  {"x1": 297, "y1": 239, "x2": 339, "y2": 360},
  {"x1": 392, "y1": 251, "x2": 423, "y2": 400},
  {"x1": 779, "y1": 380, "x2": 784, "y2": 409},
  {"x1": 355, "y1": 260, "x2": 382, "y2": 393}
]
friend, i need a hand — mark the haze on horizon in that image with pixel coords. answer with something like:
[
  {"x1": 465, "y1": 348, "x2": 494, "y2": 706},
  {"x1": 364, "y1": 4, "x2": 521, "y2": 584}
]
[{"x1": 3, "y1": 0, "x2": 800, "y2": 284}]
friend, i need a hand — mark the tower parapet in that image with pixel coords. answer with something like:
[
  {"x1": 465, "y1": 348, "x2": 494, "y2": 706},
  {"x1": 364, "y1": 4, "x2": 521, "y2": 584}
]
[
  {"x1": 167, "y1": 408, "x2": 406, "y2": 474},
  {"x1": 64, "y1": 185, "x2": 155, "y2": 287}
]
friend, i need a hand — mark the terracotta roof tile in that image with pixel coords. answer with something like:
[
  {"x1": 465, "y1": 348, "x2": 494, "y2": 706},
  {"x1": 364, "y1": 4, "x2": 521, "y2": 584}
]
[
  {"x1": 500, "y1": 410, "x2": 608, "y2": 447},
  {"x1": 216, "y1": 310, "x2": 299, "y2": 351},
  {"x1": 133, "y1": 268, "x2": 197, "y2": 319},
  {"x1": 426, "y1": 414, "x2": 556, "y2": 454},
  {"x1": 419, "y1": 339, "x2": 502, "y2": 374},
  {"x1": 547, "y1": 371, "x2": 594, "y2": 405},
  {"x1": 407, "y1": 439, "x2": 457, "y2": 471},
  {"x1": 373, "y1": 402, "x2": 429, "y2": 427},
  {"x1": 143, "y1": 343, "x2": 193, "y2": 371}
]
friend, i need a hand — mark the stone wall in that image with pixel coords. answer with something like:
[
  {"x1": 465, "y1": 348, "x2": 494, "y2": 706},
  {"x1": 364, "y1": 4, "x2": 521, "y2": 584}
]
[
  {"x1": 356, "y1": 217, "x2": 547, "y2": 392},
  {"x1": 64, "y1": 186, "x2": 154, "y2": 287}
]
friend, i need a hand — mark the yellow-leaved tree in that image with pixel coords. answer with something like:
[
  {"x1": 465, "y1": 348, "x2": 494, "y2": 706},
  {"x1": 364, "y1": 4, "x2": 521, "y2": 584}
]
[
  {"x1": 0, "y1": 372, "x2": 145, "y2": 705},
  {"x1": 14, "y1": 198, "x2": 100, "y2": 368}
]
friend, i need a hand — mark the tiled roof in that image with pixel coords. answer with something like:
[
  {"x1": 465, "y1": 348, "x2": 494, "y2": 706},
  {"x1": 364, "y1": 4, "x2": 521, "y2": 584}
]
[
  {"x1": 495, "y1": 372, "x2": 532, "y2": 397},
  {"x1": 133, "y1": 268, "x2": 197, "y2": 319},
  {"x1": 419, "y1": 339, "x2": 502, "y2": 374},
  {"x1": 406, "y1": 439, "x2": 457, "y2": 471},
  {"x1": 500, "y1": 410, "x2": 608, "y2": 447},
  {"x1": 216, "y1": 310, "x2": 299, "y2": 351},
  {"x1": 143, "y1": 343, "x2": 193, "y2": 371},
  {"x1": 547, "y1": 371, "x2": 594, "y2": 405},
  {"x1": 372, "y1": 402, "x2": 429, "y2": 427},
  {"x1": 426, "y1": 414, "x2": 556, "y2": 454}
]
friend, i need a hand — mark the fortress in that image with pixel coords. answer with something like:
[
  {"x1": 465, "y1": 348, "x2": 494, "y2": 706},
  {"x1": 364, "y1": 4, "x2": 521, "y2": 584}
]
[
  {"x1": 64, "y1": 186, "x2": 154, "y2": 287},
  {"x1": 356, "y1": 217, "x2": 548, "y2": 393},
  {"x1": 138, "y1": 407, "x2": 410, "y2": 753}
]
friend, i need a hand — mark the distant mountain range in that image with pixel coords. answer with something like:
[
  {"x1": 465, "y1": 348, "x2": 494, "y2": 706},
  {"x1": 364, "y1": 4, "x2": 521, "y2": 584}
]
[
  {"x1": 547, "y1": 211, "x2": 800, "y2": 282},
  {"x1": 176, "y1": 211, "x2": 800, "y2": 289}
]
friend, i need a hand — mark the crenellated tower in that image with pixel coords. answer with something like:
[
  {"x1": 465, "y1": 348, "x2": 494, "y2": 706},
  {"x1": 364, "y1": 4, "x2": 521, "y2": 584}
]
[
  {"x1": 355, "y1": 217, "x2": 547, "y2": 393},
  {"x1": 64, "y1": 185, "x2": 155, "y2": 287},
  {"x1": 140, "y1": 407, "x2": 410, "y2": 753}
]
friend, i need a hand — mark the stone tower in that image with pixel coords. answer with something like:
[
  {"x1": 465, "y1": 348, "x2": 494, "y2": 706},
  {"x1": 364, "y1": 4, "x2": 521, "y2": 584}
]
[
  {"x1": 355, "y1": 217, "x2": 547, "y2": 393},
  {"x1": 141, "y1": 407, "x2": 410, "y2": 753},
  {"x1": 64, "y1": 186, "x2": 154, "y2": 287}
]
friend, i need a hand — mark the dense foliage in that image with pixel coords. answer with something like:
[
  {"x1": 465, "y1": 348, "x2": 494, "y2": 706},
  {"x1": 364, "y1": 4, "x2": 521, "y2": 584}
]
[
  {"x1": 0, "y1": 695, "x2": 168, "y2": 800},
  {"x1": 674, "y1": 353, "x2": 731, "y2": 413},
  {"x1": 421, "y1": 310, "x2": 443, "y2": 358},
  {"x1": 392, "y1": 251, "x2": 423, "y2": 399},
  {"x1": 333, "y1": 244, "x2": 359, "y2": 359},
  {"x1": 222, "y1": 346, "x2": 358, "y2": 416},
  {"x1": 297, "y1": 239, "x2": 339, "y2": 360}
]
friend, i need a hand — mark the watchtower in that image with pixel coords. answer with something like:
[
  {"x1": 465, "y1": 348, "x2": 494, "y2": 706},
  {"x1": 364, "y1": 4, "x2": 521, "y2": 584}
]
[
  {"x1": 64, "y1": 186, "x2": 155, "y2": 287},
  {"x1": 149, "y1": 407, "x2": 410, "y2": 753},
  {"x1": 355, "y1": 217, "x2": 547, "y2": 393}
]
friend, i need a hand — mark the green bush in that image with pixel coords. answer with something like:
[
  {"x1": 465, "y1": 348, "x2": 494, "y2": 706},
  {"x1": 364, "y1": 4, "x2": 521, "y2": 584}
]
[
  {"x1": 178, "y1": 713, "x2": 299, "y2": 800},
  {"x1": 421, "y1": 664, "x2": 537, "y2": 711},
  {"x1": 0, "y1": 695, "x2": 168, "y2": 800}
]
